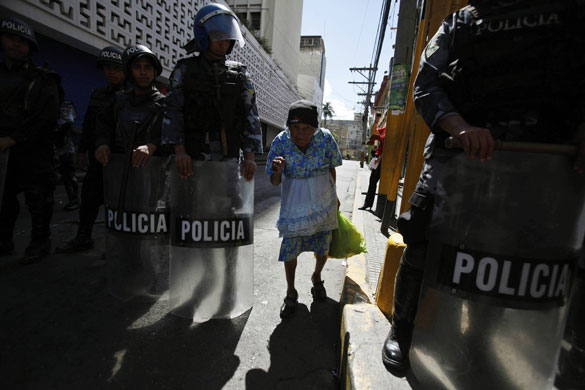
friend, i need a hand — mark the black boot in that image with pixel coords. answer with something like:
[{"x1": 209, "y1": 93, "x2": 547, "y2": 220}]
[
  {"x1": 56, "y1": 224, "x2": 94, "y2": 254},
  {"x1": 382, "y1": 321, "x2": 413, "y2": 377},
  {"x1": 56, "y1": 235, "x2": 94, "y2": 253},
  {"x1": 21, "y1": 238, "x2": 51, "y2": 265},
  {"x1": 381, "y1": 258, "x2": 423, "y2": 376}
]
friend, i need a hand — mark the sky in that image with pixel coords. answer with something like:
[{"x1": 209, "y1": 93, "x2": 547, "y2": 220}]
[{"x1": 301, "y1": 0, "x2": 400, "y2": 120}]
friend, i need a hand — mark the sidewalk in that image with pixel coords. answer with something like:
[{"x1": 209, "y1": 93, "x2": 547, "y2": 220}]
[{"x1": 340, "y1": 166, "x2": 413, "y2": 390}]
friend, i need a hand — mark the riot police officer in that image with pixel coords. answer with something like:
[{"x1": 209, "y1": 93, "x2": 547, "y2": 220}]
[
  {"x1": 57, "y1": 46, "x2": 125, "y2": 253},
  {"x1": 382, "y1": 0, "x2": 585, "y2": 377},
  {"x1": 162, "y1": 3, "x2": 262, "y2": 320},
  {"x1": 0, "y1": 16, "x2": 60, "y2": 264},
  {"x1": 162, "y1": 2, "x2": 262, "y2": 177},
  {"x1": 95, "y1": 44, "x2": 165, "y2": 166}
]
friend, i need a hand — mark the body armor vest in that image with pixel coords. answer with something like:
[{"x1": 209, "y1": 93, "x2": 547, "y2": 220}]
[
  {"x1": 80, "y1": 86, "x2": 120, "y2": 152},
  {"x1": 112, "y1": 91, "x2": 164, "y2": 153},
  {"x1": 0, "y1": 63, "x2": 59, "y2": 141},
  {"x1": 181, "y1": 56, "x2": 246, "y2": 159},
  {"x1": 443, "y1": 0, "x2": 585, "y2": 142}
]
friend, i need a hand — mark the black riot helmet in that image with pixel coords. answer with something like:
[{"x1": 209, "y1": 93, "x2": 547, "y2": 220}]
[
  {"x1": 0, "y1": 16, "x2": 38, "y2": 51},
  {"x1": 122, "y1": 44, "x2": 163, "y2": 79},
  {"x1": 97, "y1": 46, "x2": 123, "y2": 68}
]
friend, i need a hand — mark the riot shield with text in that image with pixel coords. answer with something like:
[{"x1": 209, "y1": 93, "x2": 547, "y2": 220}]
[
  {"x1": 169, "y1": 160, "x2": 254, "y2": 323},
  {"x1": 409, "y1": 152, "x2": 585, "y2": 390},
  {"x1": 103, "y1": 154, "x2": 171, "y2": 301},
  {"x1": 0, "y1": 149, "x2": 8, "y2": 213}
]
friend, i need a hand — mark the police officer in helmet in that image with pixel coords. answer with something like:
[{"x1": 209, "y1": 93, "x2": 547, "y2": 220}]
[
  {"x1": 0, "y1": 16, "x2": 60, "y2": 264},
  {"x1": 163, "y1": 2, "x2": 262, "y2": 177},
  {"x1": 95, "y1": 44, "x2": 165, "y2": 167},
  {"x1": 57, "y1": 46, "x2": 126, "y2": 253},
  {"x1": 162, "y1": 4, "x2": 262, "y2": 319},
  {"x1": 381, "y1": 0, "x2": 585, "y2": 378}
]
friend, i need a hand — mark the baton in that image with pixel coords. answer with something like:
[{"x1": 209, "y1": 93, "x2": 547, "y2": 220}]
[
  {"x1": 445, "y1": 137, "x2": 577, "y2": 156},
  {"x1": 116, "y1": 121, "x2": 139, "y2": 226}
]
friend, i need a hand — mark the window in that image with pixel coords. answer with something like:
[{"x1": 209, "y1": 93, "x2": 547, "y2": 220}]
[
  {"x1": 250, "y1": 12, "x2": 261, "y2": 31},
  {"x1": 236, "y1": 12, "x2": 247, "y2": 23}
]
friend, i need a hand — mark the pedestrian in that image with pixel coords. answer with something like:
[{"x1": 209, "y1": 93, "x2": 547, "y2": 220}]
[
  {"x1": 359, "y1": 126, "x2": 385, "y2": 211},
  {"x1": 162, "y1": 3, "x2": 262, "y2": 320},
  {"x1": 0, "y1": 16, "x2": 61, "y2": 264},
  {"x1": 53, "y1": 88, "x2": 80, "y2": 211},
  {"x1": 57, "y1": 46, "x2": 126, "y2": 253},
  {"x1": 267, "y1": 100, "x2": 342, "y2": 319},
  {"x1": 381, "y1": 0, "x2": 585, "y2": 378}
]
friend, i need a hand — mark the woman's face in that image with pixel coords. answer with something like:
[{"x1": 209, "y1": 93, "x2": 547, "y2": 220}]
[{"x1": 290, "y1": 123, "x2": 315, "y2": 150}]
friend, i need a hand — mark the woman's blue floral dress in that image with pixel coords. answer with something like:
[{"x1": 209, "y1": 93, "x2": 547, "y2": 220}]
[{"x1": 266, "y1": 128, "x2": 342, "y2": 261}]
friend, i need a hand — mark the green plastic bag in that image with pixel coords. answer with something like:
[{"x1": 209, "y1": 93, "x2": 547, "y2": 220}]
[{"x1": 329, "y1": 210, "x2": 367, "y2": 258}]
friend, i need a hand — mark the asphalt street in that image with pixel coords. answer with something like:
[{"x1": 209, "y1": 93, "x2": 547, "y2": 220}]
[{"x1": 0, "y1": 159, "x2": 359, "y2": 390}]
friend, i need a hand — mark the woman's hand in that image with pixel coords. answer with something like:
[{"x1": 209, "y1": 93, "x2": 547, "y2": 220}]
[
  {"x1": 271, "y1": 156, "x2": 286, "y2": 173},
  {"x1": 132, "y1": 144, "x2": 156, "y2": 167},
  {"x1": 270, "y1": 156, "x2": 286, "y2": 186},
  {"x1": 95, "y1": 145, "x2": 111, "y2": 166}
]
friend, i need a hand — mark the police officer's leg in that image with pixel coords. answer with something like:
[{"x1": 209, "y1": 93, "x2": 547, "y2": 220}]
[
  {"x1": 79, "y1": 156, "x2": 103, "y2": 237},
  {"x1": 61, "y1": 153, "x2": 79, "y2": 211},
  {"x1": 382, "y1": 196, "x2": 433, "y2": 376},
  {"x1": 21, "y1": 158, "x2": 55, "y2": 263},
  {"x1": 57, "y1": 156, "x2": 102, "y2": 252},
  {"x1": 382, "y1": 242, "x2": 427, "y2": 375},
  {"x1": 0, "y1": 178, "x2": 20, "y2": 255}
]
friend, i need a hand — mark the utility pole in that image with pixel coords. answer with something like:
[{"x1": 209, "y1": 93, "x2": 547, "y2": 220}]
[
  {"x1": 349, "y1": 66, "x2": 377, "y2": 143},
  {"x1": 348, "y1": 0, "x2": 393, "y2": 145}
]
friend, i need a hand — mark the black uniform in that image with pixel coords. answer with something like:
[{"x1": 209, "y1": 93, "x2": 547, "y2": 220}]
[
  {"x1": 383, "y1": 0, "x2": 585, "y2": 375},
  {"x1": 77, "y1": 85, "x2": 123, "y2": 238},
  {"x1": 0, "y1": 60, "x2": 60, "y2": 254},
  {"x1": 96, "y1": 87, "x2": 165, "y2": 155}
]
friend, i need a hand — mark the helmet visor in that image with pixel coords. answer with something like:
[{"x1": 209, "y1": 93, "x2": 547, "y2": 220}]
[{"x1": 205, "y1": 14, "x2": 245, "y2": 48}]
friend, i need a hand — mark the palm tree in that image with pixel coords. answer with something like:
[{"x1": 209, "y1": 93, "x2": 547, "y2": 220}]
[{"x1": 322, "y1": 102, "x2": 335, "y2": 128}]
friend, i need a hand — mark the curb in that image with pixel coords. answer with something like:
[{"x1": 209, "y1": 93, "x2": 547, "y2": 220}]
[{"x1": 339, "y1": 169, "x2": 411, "y2": 390}]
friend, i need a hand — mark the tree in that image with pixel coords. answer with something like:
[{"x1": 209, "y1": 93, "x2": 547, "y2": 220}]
[{"x1": 322, "y1": 102, "x2": 335, "y2": 128}]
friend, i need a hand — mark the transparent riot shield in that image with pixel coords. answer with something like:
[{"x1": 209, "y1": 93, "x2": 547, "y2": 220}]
[
  {"x1": 103, "y1": 153, "x2": 171, "y2": 301},
  {"x1": 0, "y1": 149, "x2": 8, "y2": 212},
  {"x1": 410, "y1": 151, "x2": 585, "y2": 390},
  {"x1": 169, "y1": 160, "x2": 254, "y2": 323}
]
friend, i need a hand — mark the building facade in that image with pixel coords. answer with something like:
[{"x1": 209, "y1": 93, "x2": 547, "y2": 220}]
[
  {"x1": 227, "y1": 0, "x2": 303, "y2": 86},
  {"x1": 328, "y1": 113, "x2": 363, "y2": 160},
  {"x1": 297, "y1": 35, "x2": 325, "y2": 118},
  {"x1": 0, "y1": 0, "x2": 300, "y2": 150}
]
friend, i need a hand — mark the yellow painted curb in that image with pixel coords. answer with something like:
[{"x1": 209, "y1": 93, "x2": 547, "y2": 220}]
[{"x1": 376, "y1": 232, "x2": 405, "y2": 318}]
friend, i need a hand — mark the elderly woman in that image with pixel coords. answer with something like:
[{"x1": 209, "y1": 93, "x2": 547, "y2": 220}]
[{"x1": 266, "y1": 100, "x2": 343, "y2": 319}]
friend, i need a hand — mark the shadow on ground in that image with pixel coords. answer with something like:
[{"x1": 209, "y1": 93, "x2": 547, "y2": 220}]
[
  {"x1": 0, "y1": 252, "x2": 248, "y2": 390},
  {"x1": 245, "y1": 298, "x2": 340, "y2": 390}
]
